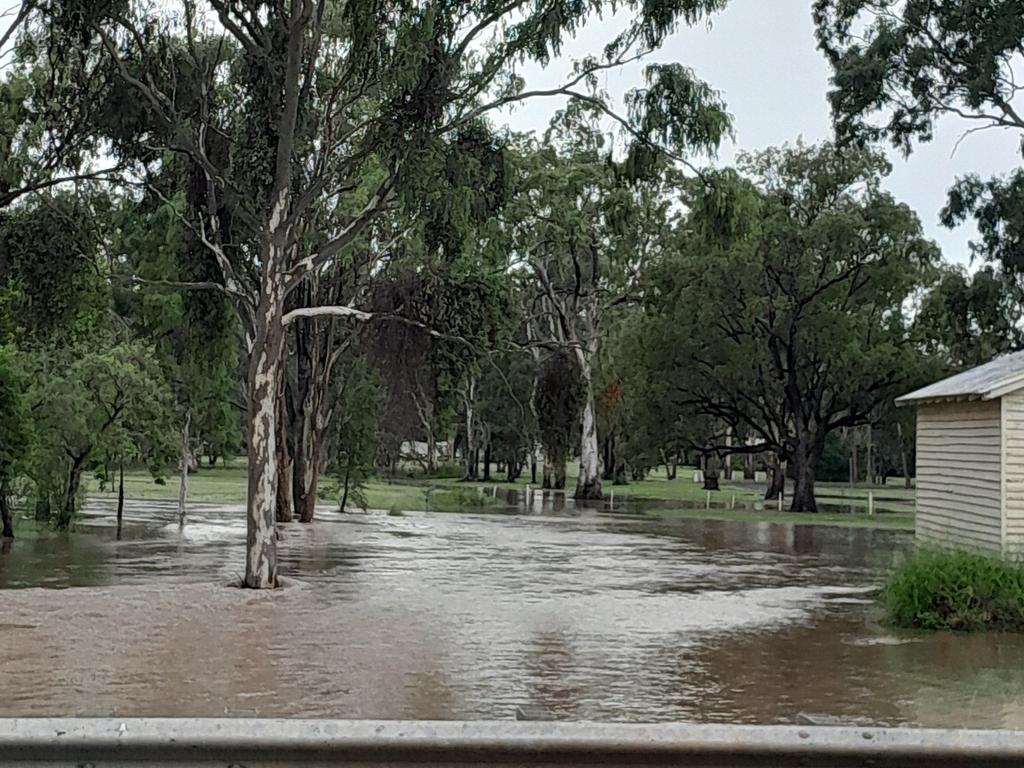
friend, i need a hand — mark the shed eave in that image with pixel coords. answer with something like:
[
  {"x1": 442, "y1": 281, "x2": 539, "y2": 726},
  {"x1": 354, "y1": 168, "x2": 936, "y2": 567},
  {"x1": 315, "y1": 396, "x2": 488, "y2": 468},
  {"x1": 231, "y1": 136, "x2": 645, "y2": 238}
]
[
  {"x1": 982, "y1": 373, "x2": 1024, "y2": 401},
  {"x1": 895, "y1": 393, "x2": 985, "y2": 408}
]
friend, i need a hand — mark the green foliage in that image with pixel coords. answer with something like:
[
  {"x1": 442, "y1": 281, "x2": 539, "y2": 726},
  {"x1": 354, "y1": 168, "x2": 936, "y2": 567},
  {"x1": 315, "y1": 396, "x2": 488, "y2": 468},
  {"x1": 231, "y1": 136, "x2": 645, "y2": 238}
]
[
  {"x1": 109, "y1": 188, "x2": 242, "y2": 462},
  {"x1": 534, "y1": 351, "x2": 583, "y2": 469},
  {"x1": 944, "y1": 171, "x2": 1024, "y2": 276},
  {"x1": 0, "y1": 193, "x2": 108, "y2": 343},
  {"x1": 331, "y1": 359, "x2": 383, "y2": 512},
  {"x1": 477, "y1": 348, "x2": 536, "y2": 478},
  {"x1": 916, "y1": 264, "x2": 1022, "y2": 368},
  {"x1": 884, "y1": 550, "x2": 1024, "y2": 632},
  {"x1": 24, "y1": 341, "x2": 176, "y2": 527},
  {"x1": 816, "y1": 0, "x2": 1024, "y2": 321},
  {"x1": 815, "y1": 0, "x2": 1024, "y2": 151},
  {"x1": 815, "y1": 432, "x2": 849, "y2": 482},
  {"x1": 0, "y1": 346, "x2": 34, "y2": 484}
]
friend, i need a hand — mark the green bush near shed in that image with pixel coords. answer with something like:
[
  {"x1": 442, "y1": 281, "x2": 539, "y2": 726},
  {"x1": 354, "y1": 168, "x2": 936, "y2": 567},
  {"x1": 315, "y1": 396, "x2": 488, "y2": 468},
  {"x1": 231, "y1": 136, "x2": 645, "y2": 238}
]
[{"x1": 884, "y1": 549, "x2": 1024, "y2": 632}]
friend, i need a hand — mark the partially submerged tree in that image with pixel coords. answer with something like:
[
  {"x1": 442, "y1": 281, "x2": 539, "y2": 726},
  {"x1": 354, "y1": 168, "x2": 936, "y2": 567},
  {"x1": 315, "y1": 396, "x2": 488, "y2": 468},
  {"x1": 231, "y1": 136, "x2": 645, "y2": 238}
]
[
  {"x1": 511, "y1": 107, "x2": 711, "y2": 499},
  {"x1": 25, "y1": 342, "x2": 176, "y2": 528},
  {"x1": 644, "y1": 143, "x2": 937, "y2": 511}
]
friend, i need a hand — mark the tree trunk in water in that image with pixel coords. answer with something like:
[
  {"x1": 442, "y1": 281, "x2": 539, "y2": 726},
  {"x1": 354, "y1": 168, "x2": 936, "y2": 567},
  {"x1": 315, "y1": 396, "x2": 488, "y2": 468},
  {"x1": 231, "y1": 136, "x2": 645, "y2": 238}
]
[
  {"x1": 298, "y1": 454, "x2": 322, "y2": 522},
  {"x1": 482, "y1": 442, "x2": 492, "y2": 481},
  {"x1": 178, "y1": 410, "x2": 191, "y2": 526},
  {"x1": 602, "y1": 437, "x2": 614, "y2": 481},
  {"x1": 116, "y1": 460, "x2": 124, "y2": 540},
  {"x1": 612, "y1": 435, "x2": 628, "y2": 485},
  {"x1": 463, "y1": 379, "x2": 478, "y2": 480},
  {"x1": 275, "y1": 378, "x2": 295, "y2": 523},
  {"x1": 0, "y1": 478, "x2": 13, "y2": 539},
  {"x1": 573, "y1": 370, "x2": 602, "y2": 500},
  {"x1": 297, "y1": 422, "x2": 325, "y2": 523},
  {"x1": 244, "y1": 231, "x2": 287, "y2": 589},
  {"x1": 790, "y1": 435, "x2": 819, "y2": 513},
  {"x1": 289, "y1": 384, "x2": 306, "y2": 522},
  {"x1": 553, "y1": 461, "x2": 567, "y2": 490},
  {"x1": 765, "y1": 454, "x2": 785, "y2": 500},
  {"x1": 59, "y1": 455, "x2": 86, "y2": 529}
]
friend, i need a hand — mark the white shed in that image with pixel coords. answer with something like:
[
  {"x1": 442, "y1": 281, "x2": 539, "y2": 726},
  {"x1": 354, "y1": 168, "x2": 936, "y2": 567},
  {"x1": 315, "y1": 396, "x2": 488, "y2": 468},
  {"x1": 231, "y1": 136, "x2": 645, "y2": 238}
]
[{"x1": 896, "y1": 351, "x2": 1024, "y2": 558}]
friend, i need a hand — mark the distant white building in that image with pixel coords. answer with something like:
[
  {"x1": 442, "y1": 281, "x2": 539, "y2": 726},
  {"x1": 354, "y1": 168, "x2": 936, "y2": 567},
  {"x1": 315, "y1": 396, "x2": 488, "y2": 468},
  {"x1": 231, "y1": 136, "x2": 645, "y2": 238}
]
[
  {"x1": 400, "y1": 440, "x2": 449, "y2": 461},
  {"x1": 897, "y1": 351, "x2": 1024, "y2": 558}
]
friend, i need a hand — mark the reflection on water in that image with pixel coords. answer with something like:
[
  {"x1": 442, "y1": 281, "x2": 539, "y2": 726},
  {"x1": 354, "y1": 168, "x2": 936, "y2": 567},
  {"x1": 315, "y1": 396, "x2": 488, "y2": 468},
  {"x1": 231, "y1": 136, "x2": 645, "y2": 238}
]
[{"x1": 2, "y1": 497, "x2": 1023, "y2": 727}]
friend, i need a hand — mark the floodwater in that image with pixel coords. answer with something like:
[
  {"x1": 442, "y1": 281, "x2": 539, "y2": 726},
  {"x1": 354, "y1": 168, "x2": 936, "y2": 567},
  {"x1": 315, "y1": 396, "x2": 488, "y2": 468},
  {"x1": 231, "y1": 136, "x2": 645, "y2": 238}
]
[{"x1": 2, "y1": 494, "x2": 1024, "y2": 727}]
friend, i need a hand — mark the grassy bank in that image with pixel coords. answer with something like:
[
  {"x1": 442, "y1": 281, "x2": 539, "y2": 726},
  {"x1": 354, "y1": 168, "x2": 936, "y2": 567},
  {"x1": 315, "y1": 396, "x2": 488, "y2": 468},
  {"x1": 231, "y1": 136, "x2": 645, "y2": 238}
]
[
  {"x1": 884, "y1": 550, "x2": 1024, "y2": 631},
  {"x1": 83, "y1": 459, "x2": 912, "y2": 530},
  {"x1": 421, "y1": 464, "x2": 765, "y2": 504},
  {"x1": 85, "y1": 462, "x2": 502, "y2": 515}
]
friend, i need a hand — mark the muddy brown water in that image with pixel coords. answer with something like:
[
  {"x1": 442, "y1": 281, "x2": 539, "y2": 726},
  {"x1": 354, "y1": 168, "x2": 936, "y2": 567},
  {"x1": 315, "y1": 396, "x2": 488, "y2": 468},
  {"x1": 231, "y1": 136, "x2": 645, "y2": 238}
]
[{"x1": 2, "y1": 496, "x2": 1024, "y2": 727}]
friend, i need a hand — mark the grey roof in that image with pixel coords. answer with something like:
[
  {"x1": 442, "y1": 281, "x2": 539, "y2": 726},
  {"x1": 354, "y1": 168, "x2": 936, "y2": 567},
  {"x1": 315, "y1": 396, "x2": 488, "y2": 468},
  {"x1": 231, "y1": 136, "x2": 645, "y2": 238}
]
[{"x1": 896, "y1": 350, "x2": 1024, "y2": 405}]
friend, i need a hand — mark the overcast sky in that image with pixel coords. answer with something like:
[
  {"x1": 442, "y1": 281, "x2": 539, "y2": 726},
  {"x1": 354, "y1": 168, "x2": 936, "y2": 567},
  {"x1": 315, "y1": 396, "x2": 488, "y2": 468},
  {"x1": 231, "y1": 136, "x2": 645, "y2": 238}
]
[{"x1": 496, "y1": 0, "x2": 1022, "y2": 267}]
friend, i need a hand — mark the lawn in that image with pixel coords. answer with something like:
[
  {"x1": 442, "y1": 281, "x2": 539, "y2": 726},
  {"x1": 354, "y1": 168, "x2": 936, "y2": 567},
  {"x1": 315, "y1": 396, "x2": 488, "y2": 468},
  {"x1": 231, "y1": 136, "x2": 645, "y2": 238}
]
[
  {"x1": 85, "y1": 459, "x2": 910, "y2": 530},
  {"x1": 85, "y1": 461, "x2": 499, "y2": 514},
  {"x1": 420, "y1": 463, "x2": 765, "y2": 504}
]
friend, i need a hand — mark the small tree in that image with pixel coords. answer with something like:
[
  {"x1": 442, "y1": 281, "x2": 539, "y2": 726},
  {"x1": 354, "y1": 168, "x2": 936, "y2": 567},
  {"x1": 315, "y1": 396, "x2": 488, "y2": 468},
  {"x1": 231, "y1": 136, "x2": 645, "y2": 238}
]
[{"x1": 26, "y1": 342, "x2": 176, "y2": 528}]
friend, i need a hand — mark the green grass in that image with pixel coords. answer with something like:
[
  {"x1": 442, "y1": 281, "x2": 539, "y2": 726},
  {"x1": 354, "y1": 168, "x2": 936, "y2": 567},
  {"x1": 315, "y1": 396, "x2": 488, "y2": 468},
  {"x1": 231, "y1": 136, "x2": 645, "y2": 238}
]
[
  {"x1": 421, "y1": 464, "x2": 764, "y2": 504},
  {"x1": 85, "y1": 462, "x2": 250, "y2": 504},
  {"x1": 85, "y1": 462, "x2": 503, "y2": 514},
  {"x1": 83, "y1": 459, "x2": 913, "y2": 529},
  {"x1": 884, "y1": 549, "x2": 1024, "y2": 632}
]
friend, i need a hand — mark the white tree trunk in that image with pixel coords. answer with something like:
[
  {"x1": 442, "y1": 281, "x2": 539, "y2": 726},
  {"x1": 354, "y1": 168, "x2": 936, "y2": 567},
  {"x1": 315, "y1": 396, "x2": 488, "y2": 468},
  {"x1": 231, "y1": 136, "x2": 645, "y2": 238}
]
[
  {"x1": 573, "y1": 354, "x2": 602, "y2": 500},
  {"x1": 245, "y1": 226, "x2": 287, "y2": 589}
]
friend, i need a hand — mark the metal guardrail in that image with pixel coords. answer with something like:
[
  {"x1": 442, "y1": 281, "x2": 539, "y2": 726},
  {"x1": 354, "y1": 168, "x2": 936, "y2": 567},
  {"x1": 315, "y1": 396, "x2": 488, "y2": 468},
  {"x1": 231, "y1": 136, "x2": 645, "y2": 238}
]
[{"x1": 1, "y1": 718, "x2": 1023, "y2": 767}]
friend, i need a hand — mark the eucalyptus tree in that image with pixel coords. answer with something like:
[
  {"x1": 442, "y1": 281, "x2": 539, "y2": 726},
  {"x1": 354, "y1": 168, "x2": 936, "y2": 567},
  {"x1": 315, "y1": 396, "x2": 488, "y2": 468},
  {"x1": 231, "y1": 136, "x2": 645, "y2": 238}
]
[
  {"x1": 916, "y1": 264, "x2": 1024, "y2": 368},
  {"x1": 644, "y1": 143, "x2": 938, "y2": 511},
  {"x1": 510, "y1": 108, "x2": 711, "y2": 499},
  {"x1": 26, "y1": 0, "x2": 737, "y2": 585}
]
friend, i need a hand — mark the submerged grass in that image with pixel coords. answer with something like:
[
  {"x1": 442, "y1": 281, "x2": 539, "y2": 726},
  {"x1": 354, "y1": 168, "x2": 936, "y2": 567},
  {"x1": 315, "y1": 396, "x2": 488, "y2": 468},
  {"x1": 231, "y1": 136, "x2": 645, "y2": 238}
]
[
  {"x1": 85, "y1": 459, "x2": 911, "y2": 529},
  {"x1": 647, "y1": 506, "x2": 914, "y2": 530},
  {"x1": 884, "y1": 549, "x2": 1024, "y2": 632}
]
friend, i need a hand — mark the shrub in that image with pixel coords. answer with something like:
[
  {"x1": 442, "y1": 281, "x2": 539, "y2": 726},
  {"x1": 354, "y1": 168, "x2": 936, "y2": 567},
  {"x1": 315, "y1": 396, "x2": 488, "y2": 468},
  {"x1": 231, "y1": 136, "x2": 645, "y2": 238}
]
[{"x1": 884, "y1": 549, "x2": 1024, "y2": 632}]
